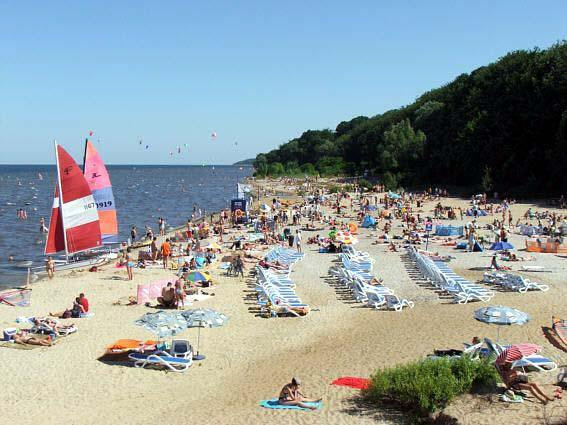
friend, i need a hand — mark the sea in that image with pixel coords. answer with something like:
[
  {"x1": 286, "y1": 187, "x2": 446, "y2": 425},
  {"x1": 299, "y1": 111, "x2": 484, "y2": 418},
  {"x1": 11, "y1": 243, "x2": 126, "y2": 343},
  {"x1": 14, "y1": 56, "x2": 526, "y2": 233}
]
[{"x1": 0, "y1": 164, "x2": 252, "y2": 289}]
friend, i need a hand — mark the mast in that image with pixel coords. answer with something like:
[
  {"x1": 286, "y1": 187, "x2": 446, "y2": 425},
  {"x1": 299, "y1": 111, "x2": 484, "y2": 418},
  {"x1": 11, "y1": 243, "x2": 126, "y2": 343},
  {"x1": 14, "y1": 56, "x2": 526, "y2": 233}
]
[
  {"x1": 82, "y1": 137, "x2": 88, "y2": 173},
  {"x1": 54, "y1": 140, "x2": 70, "y2": 262}
]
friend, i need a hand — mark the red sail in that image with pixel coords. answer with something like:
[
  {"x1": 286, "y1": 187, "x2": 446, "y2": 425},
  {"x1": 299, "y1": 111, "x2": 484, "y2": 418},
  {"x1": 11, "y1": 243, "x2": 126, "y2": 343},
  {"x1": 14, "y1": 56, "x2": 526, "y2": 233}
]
[
  {"x1": 56, "y1": 144, "x2": 102, "y2": 254},
  {"x1": 45, "y1": 186, "x2": 65, "y2": 255}
]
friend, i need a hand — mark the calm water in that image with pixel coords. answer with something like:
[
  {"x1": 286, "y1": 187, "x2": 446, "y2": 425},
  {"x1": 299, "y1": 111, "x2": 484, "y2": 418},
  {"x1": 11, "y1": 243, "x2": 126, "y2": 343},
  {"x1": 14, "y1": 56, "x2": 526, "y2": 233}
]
[{"x1": 0, "y1": 164, "x2": 252, "y2": 289}]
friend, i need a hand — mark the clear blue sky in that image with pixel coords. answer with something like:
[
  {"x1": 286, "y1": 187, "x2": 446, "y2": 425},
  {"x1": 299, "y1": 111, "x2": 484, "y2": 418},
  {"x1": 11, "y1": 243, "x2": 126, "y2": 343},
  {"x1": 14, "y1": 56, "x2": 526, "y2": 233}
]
[{"x1": 1, "y1": 1, "x2": 565, "y2": 164}]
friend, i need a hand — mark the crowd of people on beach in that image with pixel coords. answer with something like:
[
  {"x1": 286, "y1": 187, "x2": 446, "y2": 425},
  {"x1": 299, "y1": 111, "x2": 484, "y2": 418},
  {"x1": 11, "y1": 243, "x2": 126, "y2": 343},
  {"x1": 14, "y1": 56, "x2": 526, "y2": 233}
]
[{"x1": 4, "y1": 175, "x2": 566, "y2": 416}]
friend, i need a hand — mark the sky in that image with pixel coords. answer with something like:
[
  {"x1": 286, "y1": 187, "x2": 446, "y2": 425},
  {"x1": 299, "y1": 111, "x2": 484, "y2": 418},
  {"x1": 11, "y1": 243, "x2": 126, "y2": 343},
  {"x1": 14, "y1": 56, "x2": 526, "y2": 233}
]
[{"x1": 1, "y1": 1, "x2": 566, "y2": 165}]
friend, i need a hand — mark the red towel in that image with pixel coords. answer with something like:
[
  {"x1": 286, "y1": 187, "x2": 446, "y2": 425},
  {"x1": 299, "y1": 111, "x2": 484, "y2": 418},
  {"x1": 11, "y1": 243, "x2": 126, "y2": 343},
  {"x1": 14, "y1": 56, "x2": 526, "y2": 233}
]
[{"x1": 331, "y1": 377, "x2": 371, "y2": 390}]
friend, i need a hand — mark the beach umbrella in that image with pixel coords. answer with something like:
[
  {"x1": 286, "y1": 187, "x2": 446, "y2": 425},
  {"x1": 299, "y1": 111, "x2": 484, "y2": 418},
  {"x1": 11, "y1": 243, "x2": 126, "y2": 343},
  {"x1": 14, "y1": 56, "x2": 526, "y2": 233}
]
[
  {"x1": 489, "y1": 241, "x2": 515, "y2": 251},
  {"x1": 474, "y1": 305, "x2": 530, "y2": 341},
  {"x1": 496, "y1": 343, "x2": 541, "y2": 365},
  {"x1": 134, "y1": 311, "x2": 188, "y2": 338},
  {"x1": 181, "y1": 308, "x2": 228, "y2": 328},
  {"x1": 185, "y1": 270, "x2": 212, "y2": 282},
  {"x1": 180, "y1": 308, "x2": 228, "y2": 360}
]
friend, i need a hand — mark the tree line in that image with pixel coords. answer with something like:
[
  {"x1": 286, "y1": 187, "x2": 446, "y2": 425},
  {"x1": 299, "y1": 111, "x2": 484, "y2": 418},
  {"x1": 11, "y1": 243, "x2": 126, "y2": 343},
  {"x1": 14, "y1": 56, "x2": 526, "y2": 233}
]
[{"x1": 254, "y1": 42, "x2": 567, "y2": 197}]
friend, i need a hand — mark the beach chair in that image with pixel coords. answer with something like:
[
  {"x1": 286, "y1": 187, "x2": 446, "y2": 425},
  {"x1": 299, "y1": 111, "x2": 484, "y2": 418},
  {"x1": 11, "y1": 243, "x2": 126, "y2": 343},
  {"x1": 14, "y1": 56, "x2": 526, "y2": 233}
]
[
  {"x1": 384, "y1": 294, "x2": 414, "y2": 311},
  {"x1": 512, "y1": 356, "x2": 558, "y2": 372},
  {"x1": 484, "y1": 338, "x2": 557, "y2": 372},
  {"x1": 366, "y1": 291, "x2": 386, "y2": 309},
  {"x1": 128, "y1": 352, "x2": 192, "y2": 372},
  {"x1": 170, "y1": 339, "x2": 193, "y2": 360}
]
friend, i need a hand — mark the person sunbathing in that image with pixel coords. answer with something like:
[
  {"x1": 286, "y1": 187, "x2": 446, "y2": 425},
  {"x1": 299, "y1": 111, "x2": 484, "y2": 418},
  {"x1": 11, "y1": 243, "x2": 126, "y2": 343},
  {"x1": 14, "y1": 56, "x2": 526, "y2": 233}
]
[
  {"x1": 497, "y1": 363, "x2": 556, "y2": 404},
  {"x1": 259, "y1": 259, "x2": 288, "y2": 270},
  {"x1": 14, "y1": 331, "x2": 52, "y2": 346},
  {"x1": 278, "y1": 377, "x2": 321, "y2": 410},
  {"x1": 157, "y1": 283, "x2": 176, "y2": 308}
]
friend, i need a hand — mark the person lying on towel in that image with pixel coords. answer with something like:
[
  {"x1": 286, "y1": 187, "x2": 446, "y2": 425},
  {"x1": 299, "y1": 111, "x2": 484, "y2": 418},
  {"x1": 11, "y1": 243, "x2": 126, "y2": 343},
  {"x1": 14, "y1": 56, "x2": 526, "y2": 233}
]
[
  {"x1": 14, "y1": 330, "x2": 53, "y2": 346},
  {"x1": 278, "y1": 377, "x2": 321, "y2": 410}
]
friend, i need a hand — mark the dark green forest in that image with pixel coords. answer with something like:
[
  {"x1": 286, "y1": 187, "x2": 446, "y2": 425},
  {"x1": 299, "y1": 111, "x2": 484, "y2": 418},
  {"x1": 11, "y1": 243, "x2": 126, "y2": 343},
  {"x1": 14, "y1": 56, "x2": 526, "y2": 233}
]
[{"x1": 253, "y1": 42, "x2": 567, "y2": 196}]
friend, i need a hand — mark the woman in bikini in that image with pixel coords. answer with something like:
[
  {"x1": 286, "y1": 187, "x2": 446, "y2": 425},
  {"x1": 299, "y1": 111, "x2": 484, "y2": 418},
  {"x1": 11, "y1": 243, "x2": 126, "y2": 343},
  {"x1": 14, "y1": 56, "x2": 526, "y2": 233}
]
[
  {"x1": 497, "y1": 362, "x2": 556, "y2": 404},
  {"x1": 125, "y1": 247, "x2": 134, "y2": 281},
  {"x1": 14, "y1": 331, "x2": 53, "y2": 346},
  {"x1": 278, "y1": 377, "x2": 321, "y2": 410}
]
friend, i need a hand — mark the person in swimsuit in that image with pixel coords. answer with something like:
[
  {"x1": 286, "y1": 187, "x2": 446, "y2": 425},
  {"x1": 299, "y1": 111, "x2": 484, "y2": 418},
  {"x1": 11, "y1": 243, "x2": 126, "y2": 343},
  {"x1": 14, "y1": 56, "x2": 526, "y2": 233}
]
[
  {"x1": 497, "y1": 362, "x2": 556, "y2": 404},
  {"x1": 125, "y1": 247, "x2": 134, "y2": 280},
  {"x1": 150, "y1": 237, "x2": 158, "y2": 261},
  {"x1": 14, "y1": 331, "x2": 52, "y2": 346},
  {"x1": 174, "y1": 280, "x2": 185, "y2": 309},
  {"x1": 278, "y1": 377, "x2": 321, "y2": 410},
  {"x1": 46, "y1": 256, "x2": 55, "y2": 279},
  {"x1": 157, "y1": 282, "x2": 175, "y2": 308}
]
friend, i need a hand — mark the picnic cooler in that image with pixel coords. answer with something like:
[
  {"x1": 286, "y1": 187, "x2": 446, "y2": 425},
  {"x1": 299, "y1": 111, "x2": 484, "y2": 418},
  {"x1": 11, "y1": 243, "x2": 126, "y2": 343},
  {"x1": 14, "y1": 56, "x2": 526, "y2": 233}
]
[{"x1": 3, "y1": 327, "x2": 17, "y2": 341}]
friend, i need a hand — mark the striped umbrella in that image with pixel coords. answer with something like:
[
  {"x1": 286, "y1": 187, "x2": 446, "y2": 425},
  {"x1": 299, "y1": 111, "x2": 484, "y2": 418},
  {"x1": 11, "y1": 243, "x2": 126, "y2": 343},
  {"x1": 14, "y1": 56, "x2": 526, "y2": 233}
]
[{"x1": 496, "y1": 343, "x2": 541, "y2": 365}]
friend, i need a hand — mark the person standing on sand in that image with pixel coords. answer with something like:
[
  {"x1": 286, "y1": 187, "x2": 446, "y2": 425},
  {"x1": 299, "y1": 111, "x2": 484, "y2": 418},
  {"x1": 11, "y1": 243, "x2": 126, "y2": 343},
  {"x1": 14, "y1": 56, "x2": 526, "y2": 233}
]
[
  {"x1": 46, "y1": 256, "x2": 55, "y2": 279},
  {"x1": 161, "y1": 238, "x2": 171, "y2": 269},
  {"x1": 295, "y1": 229, "x2": 302, "y2": 253},
  {"x1": 150, "y1": 236, "x2": 158, "y2": 261},
  {"x1": 125, "y1": 247, "x2": 134, "y2": 280}
]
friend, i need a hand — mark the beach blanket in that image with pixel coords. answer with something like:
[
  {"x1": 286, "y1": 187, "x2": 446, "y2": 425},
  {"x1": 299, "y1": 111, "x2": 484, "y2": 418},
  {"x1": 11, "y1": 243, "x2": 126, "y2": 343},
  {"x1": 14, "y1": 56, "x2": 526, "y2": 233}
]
[
  {"x1": 259, "y1": 398, "x2": 322, "y2": 410},
  {"x1": 331, "y1": 377, "x2": 371, "y2": 390}
]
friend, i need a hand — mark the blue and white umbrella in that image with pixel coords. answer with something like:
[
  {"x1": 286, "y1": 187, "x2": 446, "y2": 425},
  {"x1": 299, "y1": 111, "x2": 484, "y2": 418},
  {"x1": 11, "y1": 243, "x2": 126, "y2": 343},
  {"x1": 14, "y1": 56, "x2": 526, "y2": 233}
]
[
  {"x1": 135, "y1": 311, "x2": 188, "y2": 338},
  {"x1": 474, "y1": 305, "x2": 530, "y2": 341},
  {"x1": 489, "y1": 241, "x2": 514, "y2": 251},
  {"x1": 181, "y1": 308, "x2": 228, "y2": 328}
]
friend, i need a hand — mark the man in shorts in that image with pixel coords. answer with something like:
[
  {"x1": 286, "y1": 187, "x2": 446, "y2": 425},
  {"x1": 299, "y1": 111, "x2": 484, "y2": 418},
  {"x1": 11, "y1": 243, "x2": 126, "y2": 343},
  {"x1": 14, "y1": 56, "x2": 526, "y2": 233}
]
[{"x1": 161, "y1": 238, "x2": 171, "y2": 269}]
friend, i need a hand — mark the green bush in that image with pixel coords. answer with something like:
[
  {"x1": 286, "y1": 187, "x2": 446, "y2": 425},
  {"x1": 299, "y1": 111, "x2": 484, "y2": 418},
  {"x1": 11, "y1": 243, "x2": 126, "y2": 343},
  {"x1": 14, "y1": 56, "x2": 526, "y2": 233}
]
[
  {"x1": 363, "y1": 356, "x2": 498, "y2": 417},
  {"x1": 358, "y1": 178, "x2": 373, "y2": 190},
  {"x1": 328, "y1": 185, "x2": 342, "y2": 194}
]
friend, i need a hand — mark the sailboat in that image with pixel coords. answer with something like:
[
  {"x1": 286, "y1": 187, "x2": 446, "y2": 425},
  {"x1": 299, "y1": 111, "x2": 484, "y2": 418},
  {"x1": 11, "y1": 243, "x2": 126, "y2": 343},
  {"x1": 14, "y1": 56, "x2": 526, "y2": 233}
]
[
  {"x1": 42, "y1": 141, "x2": 105, "y2": 271},
  {"x1": 83, "y1": 139, "x2": 119, "y2": 244}
]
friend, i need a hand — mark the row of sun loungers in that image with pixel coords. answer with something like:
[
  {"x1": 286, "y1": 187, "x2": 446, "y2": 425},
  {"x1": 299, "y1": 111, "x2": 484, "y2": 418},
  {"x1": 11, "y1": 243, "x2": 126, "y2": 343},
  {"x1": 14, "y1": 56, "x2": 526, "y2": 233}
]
[
  {"x1": 482, "y1": 271, "x2": 549, "y2": 293},
  {"x1": 255, "y1": 247, "x2": 308, "y2": 316},
  {"x1": 330, "y1": 247, "x2": 414, "y2": 311},
  {"x1": 406, "y1": 246, "x2": 494, "y2": 304}
]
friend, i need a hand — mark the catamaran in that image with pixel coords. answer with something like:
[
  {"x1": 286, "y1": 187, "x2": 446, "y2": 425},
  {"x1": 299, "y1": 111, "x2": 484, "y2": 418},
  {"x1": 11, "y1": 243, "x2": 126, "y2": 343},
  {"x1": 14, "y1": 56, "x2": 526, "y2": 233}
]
[{"x1": 41, "y1": 141, "x2": 106, "y2": 272}]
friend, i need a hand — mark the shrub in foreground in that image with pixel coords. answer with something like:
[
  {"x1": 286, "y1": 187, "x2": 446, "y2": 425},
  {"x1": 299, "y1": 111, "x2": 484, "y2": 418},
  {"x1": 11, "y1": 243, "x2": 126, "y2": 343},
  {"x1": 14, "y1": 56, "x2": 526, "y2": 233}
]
[{"x1": 362, "y1": 356, "x2": 498, "y2": 417}]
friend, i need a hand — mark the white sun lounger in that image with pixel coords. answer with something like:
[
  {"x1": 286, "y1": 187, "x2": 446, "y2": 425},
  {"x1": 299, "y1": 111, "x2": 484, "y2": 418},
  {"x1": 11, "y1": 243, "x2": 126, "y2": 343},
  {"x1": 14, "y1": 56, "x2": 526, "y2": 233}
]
[{"x1": 129, "y1": 352, "x2": 192, "y2": 372}]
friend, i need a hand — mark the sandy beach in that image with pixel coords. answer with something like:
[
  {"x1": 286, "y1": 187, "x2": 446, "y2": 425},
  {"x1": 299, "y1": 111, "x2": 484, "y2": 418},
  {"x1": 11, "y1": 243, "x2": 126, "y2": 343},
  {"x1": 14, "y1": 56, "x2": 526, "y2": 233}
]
[{"x1": 1, "y1": 181, "x2": 566, "y2": 425}]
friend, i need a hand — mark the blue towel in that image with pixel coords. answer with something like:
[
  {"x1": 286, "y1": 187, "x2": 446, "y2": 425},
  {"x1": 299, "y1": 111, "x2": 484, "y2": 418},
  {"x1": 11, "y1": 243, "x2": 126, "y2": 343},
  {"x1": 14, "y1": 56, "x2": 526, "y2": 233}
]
[{"x1": 259, "y1": 398, "x2": 322, "y2": 410}]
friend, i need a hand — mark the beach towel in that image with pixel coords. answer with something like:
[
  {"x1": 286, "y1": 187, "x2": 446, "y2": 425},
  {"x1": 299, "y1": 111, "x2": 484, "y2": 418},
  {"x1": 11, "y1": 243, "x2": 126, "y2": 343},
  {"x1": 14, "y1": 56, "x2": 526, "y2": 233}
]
[
  {"x1": 331, "y1": 377, "x2": 371, "y2": 390},
  {"x1": 259, "y1": 398, "x2": 322, "y2": 410}
]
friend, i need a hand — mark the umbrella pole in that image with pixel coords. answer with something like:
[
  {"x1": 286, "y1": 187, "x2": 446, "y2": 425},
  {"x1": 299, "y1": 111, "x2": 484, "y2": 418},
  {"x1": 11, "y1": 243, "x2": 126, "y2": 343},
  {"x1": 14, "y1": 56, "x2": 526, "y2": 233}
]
[{"x1": 193, "y1": 319, "x2": 206, "y2": 361}]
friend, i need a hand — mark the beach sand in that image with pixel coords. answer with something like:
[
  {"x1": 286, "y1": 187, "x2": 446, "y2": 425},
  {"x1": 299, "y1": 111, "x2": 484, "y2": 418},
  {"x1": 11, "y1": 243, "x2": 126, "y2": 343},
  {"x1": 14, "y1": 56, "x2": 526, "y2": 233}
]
[{"x1": 1, "y1": 185, "x2": 566, "y2": 424}]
